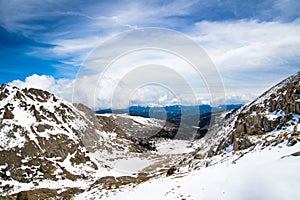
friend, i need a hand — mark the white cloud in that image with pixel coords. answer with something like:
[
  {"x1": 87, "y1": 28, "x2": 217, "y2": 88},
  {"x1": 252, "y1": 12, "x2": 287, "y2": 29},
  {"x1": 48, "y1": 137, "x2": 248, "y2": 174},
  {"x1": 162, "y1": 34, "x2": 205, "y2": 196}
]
[
  {"x1": 272, "y1": 0, "x2": 300, "y2": 21},
  {"x1": 130, "y1": 85, "x2": 179, "y2": 107},
  {"x1": 10, "y1": 19, "x2": 300, "y2": 109},
  {"x1": 193, "y1": 20, "x2": 300, "y2": 69},
  {"x1": 50, "y1": 35, "x2": 114, "y2": 57},
  {"x1": 10, "y1": 74, "x2": 55, "y2": 90},
  {"x1": 9, "y1": 73, "x2": 252, "y2": 109},
  {"x1": 190, "y1": 19, "x2": 300, "y2": 96},
  {"x1": 9, "y1": 74, "x2": 74, "y2": 102},
  {"x1": 89, "y1": 1, "x2": 195, "y2": 29},
  {"x1": 8, "y1": 73, "x2": 209, "y2": 110}
]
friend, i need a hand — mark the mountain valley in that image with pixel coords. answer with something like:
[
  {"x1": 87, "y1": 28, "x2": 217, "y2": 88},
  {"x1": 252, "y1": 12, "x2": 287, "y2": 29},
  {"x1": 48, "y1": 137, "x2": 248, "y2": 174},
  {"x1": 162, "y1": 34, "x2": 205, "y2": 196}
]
[{"x1": 0, "y1": 71, "x2": 300, "y2": 199}]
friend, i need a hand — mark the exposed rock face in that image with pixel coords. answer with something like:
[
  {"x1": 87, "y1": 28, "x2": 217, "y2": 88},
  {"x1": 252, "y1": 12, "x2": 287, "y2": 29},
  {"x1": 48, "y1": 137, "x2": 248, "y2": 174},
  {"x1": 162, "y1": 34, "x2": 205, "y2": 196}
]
[
  {"x1": 185, "y1": 71, "x2": 300, "y2": 159},
  {"x1": 230, "y1": 71, "x2": 300, "y2": 151},
  {"x1": 166, "y1": 166, "x2": 177, "y2": 176},
  {"x1": 95, "y1": 114, "x2": 157, "y2": 153},
  {"x1": 0, "y1": 85, "x2": 103, "y2": 194}
]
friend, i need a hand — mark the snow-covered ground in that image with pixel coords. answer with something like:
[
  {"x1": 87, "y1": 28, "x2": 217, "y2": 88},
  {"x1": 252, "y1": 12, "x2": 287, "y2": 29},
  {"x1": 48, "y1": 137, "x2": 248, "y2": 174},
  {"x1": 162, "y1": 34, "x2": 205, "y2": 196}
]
[
  {"x1": 112, "y1": 157, "x2": 151, "y2": 174},
  {"x1": 76, "y1": 142, "x2": 300, "y2": 200},
  {"x1": 88, "y1": 138, "x2": 195, "y2": 176},
  {"x1": 155, "y1": 139, "x2": 194, "y2": 155}
]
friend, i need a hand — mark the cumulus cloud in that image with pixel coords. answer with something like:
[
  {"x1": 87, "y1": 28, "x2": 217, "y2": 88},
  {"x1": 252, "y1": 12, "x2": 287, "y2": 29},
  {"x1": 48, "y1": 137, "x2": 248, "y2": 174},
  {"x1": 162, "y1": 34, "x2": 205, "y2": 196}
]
[
  {"x1": 9, "y1": 74, "x2": 74, "y2": 102},
  {"x1": 66, "y1": 19, "x2": 300, "y2": 109},
  {"x1": 10, "y1": 74, "x2": 55, "y2": 90}
]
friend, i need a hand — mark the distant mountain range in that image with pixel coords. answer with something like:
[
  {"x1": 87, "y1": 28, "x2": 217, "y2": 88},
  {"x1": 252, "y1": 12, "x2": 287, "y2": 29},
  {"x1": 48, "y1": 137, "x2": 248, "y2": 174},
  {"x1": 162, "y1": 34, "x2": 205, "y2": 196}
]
[
  {"x1": 96, "y1": 104, "x2": 243, "y2": 121},
  {"x1": 96, "y1": 104, "x2": 243, "y2": 140}
]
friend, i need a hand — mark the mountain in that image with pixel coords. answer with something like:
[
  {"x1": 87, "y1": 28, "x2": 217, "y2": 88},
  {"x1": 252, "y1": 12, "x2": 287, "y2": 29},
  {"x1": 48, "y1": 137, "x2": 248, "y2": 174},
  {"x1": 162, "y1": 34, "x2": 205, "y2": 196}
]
[
  {"x1": 0, "y1": 84, "x2": 160, "y2": 198},
  {"x1": 0, "y1": 84, "x2": 99, "y2": 197},
  {"x1": 167, "y1": 71, "x2": 300, "y2": 174},
  {"x1": 77, "y1": 71, "x2": 300, "y2": 199},
  {"x1": 76, "y1": 74, "x2": 300, "y2": 199},
  {"x1": 1, "y1": 71, "x2": 300, "y2": 199},
  {"x1": 98, "y1": 113, "x2": 168, "y2": 138},
  {"x1": 207, "y1": 70, "x2": 300, "y2": 156}
]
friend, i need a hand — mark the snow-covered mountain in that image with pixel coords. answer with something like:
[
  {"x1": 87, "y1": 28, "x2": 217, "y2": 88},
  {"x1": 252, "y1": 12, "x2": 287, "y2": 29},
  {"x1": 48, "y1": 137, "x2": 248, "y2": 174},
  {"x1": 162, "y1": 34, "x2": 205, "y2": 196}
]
[
  {"x1": 78, "y1": 71, "x2": 300, "y2": 199},
  {"x1": 0, "y1": 84, "x2": 100, "y2": 198},
  {"x1": 1, "y1": 71, "x2": 300, "y2": 199},
  {"x1": 200, "y1": 70, "x2": 300, "y2": 157},
  {"x1": 0, "y1": 84, "x2": 167, "y2": 198}
]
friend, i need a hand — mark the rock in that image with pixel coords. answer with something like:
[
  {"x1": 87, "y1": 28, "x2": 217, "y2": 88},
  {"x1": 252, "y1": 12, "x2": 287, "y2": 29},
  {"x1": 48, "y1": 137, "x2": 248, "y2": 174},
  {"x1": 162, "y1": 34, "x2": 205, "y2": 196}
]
[
  {"x1": 233, "y1": 136, "x2": 252, "y2": 151},
  {"x1": 3, "y1": 108, "x2": 14, "y2": 119},
  {"x1": 282, "y1": 114, "x2": 293, "y2": 123},
  {"x1": 91, "y1": 176, "x2": 117, "y2": 189},
  {"x1": 287, "y1": 137, "x2": 298, "y2": 146},
  {"x1": 166, "y1": 166, "x2": 177, "y2": 176},
  {"x1": 29, "y1": 105, "x2": 42, "y2": 122},
  {"x1": 16, "y1": 191, "x2": 29, "y2": 200},
  {"x1": 36, "y1": 124, "x2": 45, "y2": 132},
  {"x1": 0, "y1": 84, "x2": 8, "y2": 101},
  {"x1": 291, "y1": 151, "x2": 300, "y2": 157},
  {"x1": 116, "y1": 176, "x2": 137, "y2": 185},
  {"x1": 295, "y1": 102, "x2": 300, "y2": 114},
  {"x1": 0, "y1": 85, "x2": 100, "y2": 194},
  {"x1": 262, "y1": 116, "x2": 280, "y2": 132}
]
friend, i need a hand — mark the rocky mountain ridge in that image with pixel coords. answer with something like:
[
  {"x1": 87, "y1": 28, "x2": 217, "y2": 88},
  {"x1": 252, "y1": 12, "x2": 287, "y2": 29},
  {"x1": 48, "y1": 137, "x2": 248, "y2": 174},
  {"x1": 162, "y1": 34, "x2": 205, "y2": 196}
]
[{"x1": 221, "y1": 71, "x2": 300, "y2": 153}]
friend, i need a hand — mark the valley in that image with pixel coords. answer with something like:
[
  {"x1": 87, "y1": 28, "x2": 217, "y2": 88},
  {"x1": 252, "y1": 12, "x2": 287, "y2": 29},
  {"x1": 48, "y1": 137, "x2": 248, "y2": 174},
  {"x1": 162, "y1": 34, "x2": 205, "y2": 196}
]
[{"x1": 0, "y1": 71, "x2": 300, "y2": 199}]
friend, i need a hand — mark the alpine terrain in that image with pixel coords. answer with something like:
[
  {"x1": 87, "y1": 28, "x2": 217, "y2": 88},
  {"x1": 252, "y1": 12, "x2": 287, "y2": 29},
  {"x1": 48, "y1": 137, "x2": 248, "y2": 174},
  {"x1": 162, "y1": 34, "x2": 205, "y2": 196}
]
[{"x1": 1, "y1": 71, "x2": 300, "y2": 199}]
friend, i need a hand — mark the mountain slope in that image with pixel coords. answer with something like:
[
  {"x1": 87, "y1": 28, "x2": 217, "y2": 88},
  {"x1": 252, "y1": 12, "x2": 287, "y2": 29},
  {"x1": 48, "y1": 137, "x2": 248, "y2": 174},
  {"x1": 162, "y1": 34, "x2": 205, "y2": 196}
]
[
  {"x1": 76, "y1": 142, "x2": 300, "y2": 200},
  {"x1": 184, "y1": 71, "x2": 300, "y2": 159},
  {"x1": 76, "y1": 73, "x2": 300, "y2": 199},
  {"x1": 0, "y1": 84, "x2": 159, "y2": 198},
  {"x1": 1, "y1": 71, "x2": 300, "y2": 199},
  {"x1": 214, "y1": 71, "x2": 300, "y2": 154},
  {"x1": 0, "y1": 84, "x2": 109, "y2": 195},
  {"x1": 0, "y1": 84, "x2": 192, "y2": 198}
]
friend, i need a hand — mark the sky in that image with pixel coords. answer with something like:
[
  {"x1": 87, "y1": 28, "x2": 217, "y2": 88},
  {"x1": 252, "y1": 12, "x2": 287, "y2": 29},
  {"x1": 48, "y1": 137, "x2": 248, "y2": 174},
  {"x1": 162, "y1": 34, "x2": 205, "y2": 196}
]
[{"x1": 0, "y1": 0, "x2": 300, "y2": 109}]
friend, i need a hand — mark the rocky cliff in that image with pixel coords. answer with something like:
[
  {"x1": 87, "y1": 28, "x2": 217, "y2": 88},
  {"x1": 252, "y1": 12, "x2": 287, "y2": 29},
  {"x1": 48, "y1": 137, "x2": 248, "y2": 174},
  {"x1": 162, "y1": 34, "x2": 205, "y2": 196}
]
[{"x1": 185, "y1": 71, "x2": 300, "y2": 161}]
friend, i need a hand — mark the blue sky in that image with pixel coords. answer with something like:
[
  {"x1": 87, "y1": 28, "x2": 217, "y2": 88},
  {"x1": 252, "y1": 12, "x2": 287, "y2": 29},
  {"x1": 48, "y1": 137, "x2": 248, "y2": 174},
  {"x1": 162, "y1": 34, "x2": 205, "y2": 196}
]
[{"x1": 0, "y1": 0, "x2": 300, "y2": 108}]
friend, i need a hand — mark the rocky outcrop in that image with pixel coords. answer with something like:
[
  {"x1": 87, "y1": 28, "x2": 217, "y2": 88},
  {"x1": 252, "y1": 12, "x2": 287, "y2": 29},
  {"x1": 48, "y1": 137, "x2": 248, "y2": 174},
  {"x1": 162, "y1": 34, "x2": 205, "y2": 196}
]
[
  {"x1": 230, "y1": 71, "x2": 300, "y2": 151},
  {"x1": 199, "y1": 71, "x2": 300, "y2": 157}
]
